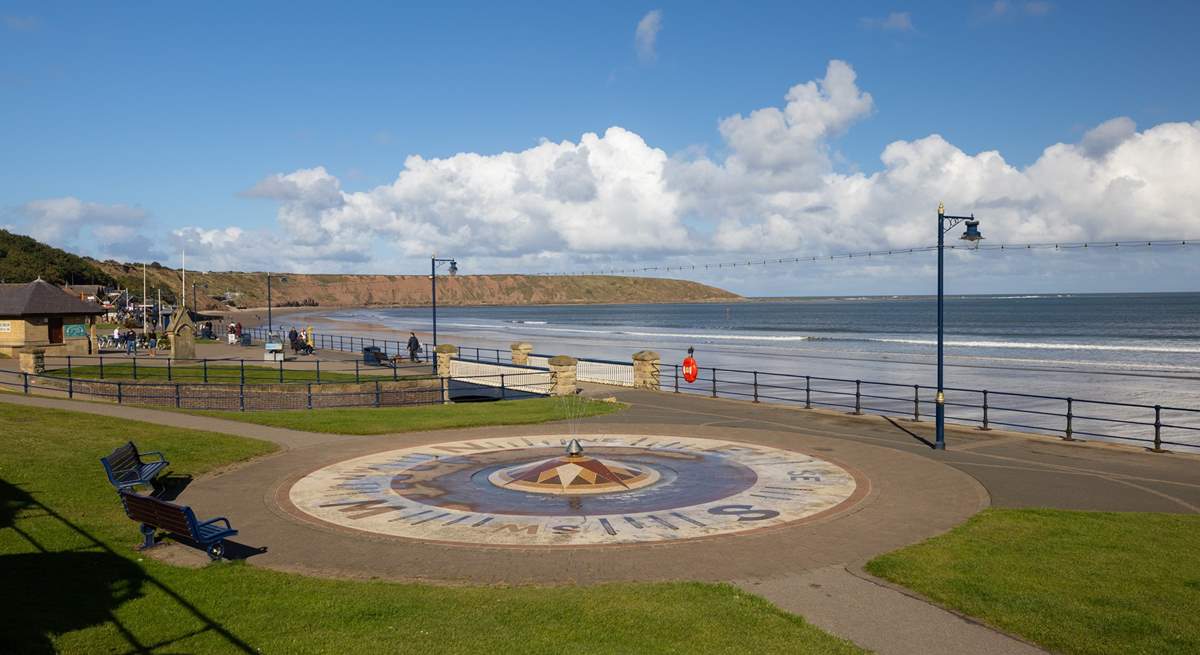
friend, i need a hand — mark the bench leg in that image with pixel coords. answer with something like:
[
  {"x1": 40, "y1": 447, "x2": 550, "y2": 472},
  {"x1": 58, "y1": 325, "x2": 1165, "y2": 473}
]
[
  {"x1": 138, "y1": 523, "x2": 156, "y2": 550},
  {"x1": 206, "y1": 540, "x2": 226, "y2": 561}
]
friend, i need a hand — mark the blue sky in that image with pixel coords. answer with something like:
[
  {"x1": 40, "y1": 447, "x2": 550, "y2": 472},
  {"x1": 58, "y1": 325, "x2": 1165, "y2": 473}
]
[{"x1": 2, "y1": 1, "x2": 1199, "y2": 295}]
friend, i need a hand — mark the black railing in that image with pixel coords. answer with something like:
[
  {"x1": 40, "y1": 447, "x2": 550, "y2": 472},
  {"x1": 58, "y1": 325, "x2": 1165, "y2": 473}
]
[
  {"x1": 0, "y1": 367, "x2": 551, "y2": 412},
  {"x1": 663, "y1": 364, "x2": 1198, "y2": 452}
]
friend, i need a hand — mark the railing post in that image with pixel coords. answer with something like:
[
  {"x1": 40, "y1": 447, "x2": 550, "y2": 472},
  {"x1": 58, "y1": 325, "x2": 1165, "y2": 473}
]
[
  {"x1": 203, "y1": 358, "x2": 208, "y2": 383},
  {"x1": 805, "y1": 376, "x2": 811, "y2": 409},
  {"x1": 711, "y1": 369, "x2": 718, "y2": 398},
  {"x1": 67, "y1": 355, "x2": 72, "y2": 380},
  {"x1": 913, "y1": 385, "x2": 920, "y2": 421},
  {"x1": 239, "y1": 383, "x2": 245, "y2": 411},
  {"x1": 674, "y1": 365, "x2": 679, "y2": 393},
  {"x1": 306, "y1": 382, "x2": 313, "y2": 410},
  {"x1": 375, "y1": 380, "x2": 381, "y2": 407},
  {"x1": 392, "y1": 360, "x2": 398, "y2": 381},
  {"x1": 132, "y1": 356, "x2": 138, "y2": 380},
  {"x1": 240, "y1": 359, "x2": 245, "y2": 385},
  {"x1": 316, "y1": 360, "x2": 321, "y2": 383},
  {"x1": 500, "y1": 374, "x2": 507, "y2": 400},
  {"x1": 175, "y1": 383, "x2": 181, "y2": 408},
  {"x1": 355, "y1": 360, "x2": 360, "y2": 383},
  {"x1": 117, "y1": 381, "x2": 122, "y2": 404},
  {"x1": 68, "y1": 374, "x2": 73, "y2": 399},
  {"x1": 1064, "y1": 397, "x2": 1074, "y2": 441},
  {"x1": 980, "y1": 390, "x2": 991, "y2": 430},
  {"x1": 167, "y1": 358, "x2": 172, "y2": 381},
  {"x1": 853, "y1": 380, "x2": 862, "y2": 414},
  {"x1": 1152, "y1": 405, "x2": 1164, "y2": 452},
  {"x1": 23, "y1": 371, "x2": 29, "y2": 394},
  {"x1": 278, "y1": 359, "x2": 284, "y2": 384},
  {"x1": 753, "y1": 371, "x2": 759, "y2": 403},
  {"x1": 99, "y1": 356, "x2": 104, "y2": 379}
]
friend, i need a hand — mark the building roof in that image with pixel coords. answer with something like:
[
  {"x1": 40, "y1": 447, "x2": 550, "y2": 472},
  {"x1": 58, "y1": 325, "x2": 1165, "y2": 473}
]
[
  {"x1": 0, "y1": 279, "x2": 107, "y2": 317},
  {"x1": 63, "y1": 284, "x2": 106, "y2": 297}
]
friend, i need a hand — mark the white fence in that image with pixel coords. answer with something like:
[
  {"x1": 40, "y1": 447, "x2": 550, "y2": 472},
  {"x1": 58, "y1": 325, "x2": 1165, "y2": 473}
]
[
  {"x1": 448, "y1": 359, "x2": 552, "y2": 395},
  {"x1": 527, "y1": 355, "x2": 634, "y2": 387}
]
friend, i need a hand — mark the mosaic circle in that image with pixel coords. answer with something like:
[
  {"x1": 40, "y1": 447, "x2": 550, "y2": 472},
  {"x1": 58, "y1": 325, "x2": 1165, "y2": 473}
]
[{"x1": 287, "y1": 434, "x2": 859, "y2": 546}]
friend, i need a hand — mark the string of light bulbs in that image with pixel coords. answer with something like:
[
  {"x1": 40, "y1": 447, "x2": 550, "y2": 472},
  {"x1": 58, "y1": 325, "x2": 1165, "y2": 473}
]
[{"x1": 542, "y1": 239, "x2": 1195, "y2": 277}]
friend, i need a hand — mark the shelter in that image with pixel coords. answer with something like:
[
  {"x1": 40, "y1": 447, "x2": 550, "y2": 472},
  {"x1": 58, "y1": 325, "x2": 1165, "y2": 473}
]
[{"x1": 0, "y1": 279, "x2": 105, "y2": 356}]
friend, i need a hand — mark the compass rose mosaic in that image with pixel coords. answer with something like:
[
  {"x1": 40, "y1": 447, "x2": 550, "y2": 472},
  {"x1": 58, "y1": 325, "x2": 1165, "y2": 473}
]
[{"x1": 287, "y1": 434, "x2": 859, "y2": 546}]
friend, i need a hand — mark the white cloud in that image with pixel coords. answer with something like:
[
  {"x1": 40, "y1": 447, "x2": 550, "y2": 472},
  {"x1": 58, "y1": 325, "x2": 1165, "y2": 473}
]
[
  {"x1": 635, "y1": 10, "x2": 663, "y2": 63},
  {"x1": 12, "y1": 197, "x2": 159, "y2": 261},
  {"x1": 861, "y1": 11, "x2": 914, "y2": 32},
  {"x1": 161, "y1": 60, "x2": 1200, "y2": 295}
]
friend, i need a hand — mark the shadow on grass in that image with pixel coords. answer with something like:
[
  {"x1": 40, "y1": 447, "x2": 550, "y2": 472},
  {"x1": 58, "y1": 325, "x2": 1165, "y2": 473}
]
[{"x1": 0, "y1": 478, "x2": 258, "y2": 654}]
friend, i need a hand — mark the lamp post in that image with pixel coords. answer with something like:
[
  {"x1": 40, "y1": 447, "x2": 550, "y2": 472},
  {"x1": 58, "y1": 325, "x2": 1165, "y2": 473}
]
[
  {"x1": 191, "y1": 282, "x2": 207, "y2": 314},
  {"x1": 430, "y1": 255, "x2": 458, "y2": 372},
  {"x1": 936, "y1": 202, "x2": 984, "y2": 450},
  {"x1": 267, "y1": 273, "x2": 287, "y2": 334}
]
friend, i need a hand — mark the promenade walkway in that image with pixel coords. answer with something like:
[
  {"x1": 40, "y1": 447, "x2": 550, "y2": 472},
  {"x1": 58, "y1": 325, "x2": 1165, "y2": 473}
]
[{"x1": 5, "y1": 383, "x2": 1197, "y2": 653}]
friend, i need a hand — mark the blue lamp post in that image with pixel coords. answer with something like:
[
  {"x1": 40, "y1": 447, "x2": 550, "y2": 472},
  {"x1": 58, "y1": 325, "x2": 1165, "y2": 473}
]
[
  {"x1": 430, "y1": 255, "x2": 458, "y2": 372},
  {"x1": 936, "y1": 202, "x2": 984, "y2": 450}
]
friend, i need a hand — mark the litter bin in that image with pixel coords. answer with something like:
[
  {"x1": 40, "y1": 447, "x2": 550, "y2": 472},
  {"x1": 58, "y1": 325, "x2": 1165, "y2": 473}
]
[{"x1": 362, "y1": 346, "x2": 383, "y2": 365}]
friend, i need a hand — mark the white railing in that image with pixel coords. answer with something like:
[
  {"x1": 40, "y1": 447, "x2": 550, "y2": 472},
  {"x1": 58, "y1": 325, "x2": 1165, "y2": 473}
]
[
  {"x1": 527, "y1": 354, "x2": 634, "y2": 387},
  {"x1": 448, "y1": 359, "x2": 551, "y2": 395}
]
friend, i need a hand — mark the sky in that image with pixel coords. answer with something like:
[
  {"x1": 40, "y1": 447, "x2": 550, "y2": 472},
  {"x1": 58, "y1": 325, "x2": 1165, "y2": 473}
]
[{"x1": 2, "y1": 1, "x2": 1199, "y2": 296}]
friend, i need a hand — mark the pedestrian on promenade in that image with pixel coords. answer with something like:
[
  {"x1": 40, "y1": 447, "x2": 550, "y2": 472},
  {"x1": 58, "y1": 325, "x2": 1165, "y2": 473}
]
[
  {"x1": 148, "y1": 331, "x2": 158, "y2": 357},
  {"x1": 227, "y1": 322, "x2": 237, "y2": 345},
  {"x1": 125, "y1": 329, "x2": 137, "y2": 355},
  {"x1": 407, "y1": 332, "x2": 422, "y2": 362}
]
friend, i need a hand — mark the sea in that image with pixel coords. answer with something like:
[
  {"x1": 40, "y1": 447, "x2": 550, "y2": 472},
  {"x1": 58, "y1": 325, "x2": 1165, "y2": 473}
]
[{"x1": 296, "y1": 293, "x2": 1200, "y2": 450}]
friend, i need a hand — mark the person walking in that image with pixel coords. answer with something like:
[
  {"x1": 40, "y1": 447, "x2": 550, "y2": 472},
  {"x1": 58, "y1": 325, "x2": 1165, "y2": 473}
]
[
  {"x1": 125, "y1": 329, "x2": 137, "y2": 355},
  {"x1": 407, "y1": 332, "x2": 422, "y2": 362}
]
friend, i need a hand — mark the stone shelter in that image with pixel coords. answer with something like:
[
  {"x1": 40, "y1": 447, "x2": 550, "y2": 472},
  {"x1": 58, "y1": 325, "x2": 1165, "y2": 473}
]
[{"x1": 0, "y1": 279, "x2": 105, "y2": 356}]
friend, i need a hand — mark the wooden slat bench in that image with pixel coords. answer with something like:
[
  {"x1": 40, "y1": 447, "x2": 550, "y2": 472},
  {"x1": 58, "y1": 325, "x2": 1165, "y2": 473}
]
[
  {"x1": 100, "y1": 441, "x2": 169, "y2": 491},
  {"x1": 119, "y1": 491, "x2": 238, "y2": 560}
]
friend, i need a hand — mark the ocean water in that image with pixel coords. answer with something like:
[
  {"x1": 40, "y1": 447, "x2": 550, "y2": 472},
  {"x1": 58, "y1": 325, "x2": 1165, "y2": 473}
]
[{"x1": 304, "y1": 293, "x2": 1200, "y2": 449}]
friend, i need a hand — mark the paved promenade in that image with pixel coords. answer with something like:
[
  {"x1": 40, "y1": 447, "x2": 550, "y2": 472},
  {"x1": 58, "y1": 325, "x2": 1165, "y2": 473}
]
[{"x1": 5, "y1": 383, "x2": 1198, "y2": 654}]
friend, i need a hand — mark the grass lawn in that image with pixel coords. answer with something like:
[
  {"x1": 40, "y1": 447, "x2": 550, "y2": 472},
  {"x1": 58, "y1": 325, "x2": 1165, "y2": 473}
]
[
  {"x1": 866, "y1": 508, "x2": 1200, "y2": 655},
  {"x1": 185, "y1": 397, "x2": 624, "y2": 434},
  {"x1": 0, "y1": 403, "x2": 861, "y2": 654},
  {"x1": 45, "y1": 363, "x2": 417, "y2": 384}
]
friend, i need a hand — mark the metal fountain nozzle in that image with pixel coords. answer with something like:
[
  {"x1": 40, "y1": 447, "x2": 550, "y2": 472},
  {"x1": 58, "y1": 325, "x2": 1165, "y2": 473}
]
[{"x1": 565, "y1": 439, "x2": 584, "y2": 457}]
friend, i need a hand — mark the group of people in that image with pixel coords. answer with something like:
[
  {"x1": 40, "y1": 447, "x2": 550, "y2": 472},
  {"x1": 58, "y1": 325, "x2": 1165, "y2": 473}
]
[
  {"x1": 287, "y1": 327, "x2": 315, "y2": 355},
  {"x1": 225, "y1": 321, "x2": 244, "y2": 345},
  {"x1": 109, "y1": 327, "x2": 161, "y2": 356}
]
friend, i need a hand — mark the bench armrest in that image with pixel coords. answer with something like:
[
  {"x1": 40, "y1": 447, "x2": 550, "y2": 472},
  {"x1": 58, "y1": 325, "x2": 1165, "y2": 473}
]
[
  {"x1": 140, "y1": 450, "x2": 167, "y2": 463},
  {"x1": 198, "y1": 517, "x2": 233, "y2": 530}
]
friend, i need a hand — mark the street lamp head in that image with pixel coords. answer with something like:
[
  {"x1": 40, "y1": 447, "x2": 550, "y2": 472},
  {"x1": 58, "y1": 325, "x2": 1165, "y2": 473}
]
[
  {"x1": 960, "y1": 218, "x2": 983, "y2": 244},
  {"x1": 448, "y1": 260, "x2": 458, "y2": 276}
]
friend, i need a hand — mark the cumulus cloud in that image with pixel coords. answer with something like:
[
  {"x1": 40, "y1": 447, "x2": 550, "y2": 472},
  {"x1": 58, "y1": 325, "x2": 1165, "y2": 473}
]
[
  {"x1": 861, "y1": 11, "x2": 914, "y2": 32},
  {"x1": 635, "y1": 10, "x2": 663, "y2": 63},
  {"x1": 169, "y1": 60, "x2": 1199, "y2": 293},
  {"x1": 12, "y1": 197, "x2": 160, "y2": 261}
]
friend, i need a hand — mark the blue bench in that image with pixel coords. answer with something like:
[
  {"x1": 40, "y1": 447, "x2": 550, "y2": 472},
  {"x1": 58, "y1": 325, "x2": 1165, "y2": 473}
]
[
  {"x1": 101, "y1": 441, "x2": 168, "y2": 491},
  {"x1": 119, "y1": 491, "x2": 238, "y2": 560}
]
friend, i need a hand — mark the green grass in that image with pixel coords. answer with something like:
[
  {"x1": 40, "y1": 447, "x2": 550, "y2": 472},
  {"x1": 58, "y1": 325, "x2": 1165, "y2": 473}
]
[
  {"x1": 866, "y1": 508, "x2": 1200, "y2": 655},
  {"x1": 185, "y1": 397, "x2": 624, "y2": 434},
  {"x1": 0, "y1": 403, "x2": 861, "y2": 654},
  {"x1": 45, "y1": 363, "x2": 419, "y2": 384}
]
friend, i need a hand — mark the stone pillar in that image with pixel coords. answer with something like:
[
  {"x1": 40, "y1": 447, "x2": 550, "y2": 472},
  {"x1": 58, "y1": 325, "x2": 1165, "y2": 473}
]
[
  {"x1": 632, "y1": 350, "x2": 661, "y2": 390},
  {"x1": 19, "y1": 349, "x2": 46, "y2": 375},
  {"x1": 510, "y1": 342, "x2": 534, "y2": 366},
  {"x1": 435, "y1": 344, "x2": 457, "y2": 404},
  {"x1": 547, "y1": 355, "x2": 578, "y2": 396}
]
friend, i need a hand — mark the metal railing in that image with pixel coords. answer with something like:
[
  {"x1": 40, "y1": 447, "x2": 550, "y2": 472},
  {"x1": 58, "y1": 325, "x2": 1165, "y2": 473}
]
[
  {"x1": 0, "y1": 367, "x2": 550, "y2": 412},
  {"x1": 662, "y1": 365, "x2": 1199, "y2": 452},
  {"x1": 35, "y1": 353, "x2": 428, "y2": 385}
]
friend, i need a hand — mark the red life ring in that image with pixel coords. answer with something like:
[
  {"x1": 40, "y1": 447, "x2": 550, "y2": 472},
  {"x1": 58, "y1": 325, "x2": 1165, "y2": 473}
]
[{"x1": 682, "y1": 356, "x2": 699, "y2": 383}]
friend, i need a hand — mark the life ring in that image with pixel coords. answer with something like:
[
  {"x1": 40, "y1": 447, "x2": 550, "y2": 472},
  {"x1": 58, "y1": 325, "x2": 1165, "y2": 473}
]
[{"x1": 682, "y1": 356, "x2": 699, "y2": 383}]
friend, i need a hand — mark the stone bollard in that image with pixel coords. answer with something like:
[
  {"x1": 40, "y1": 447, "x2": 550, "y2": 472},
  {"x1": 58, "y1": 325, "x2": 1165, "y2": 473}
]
[
  {"x1": 511, "y1": 342, "x2": 534, "y2": 366},
  {"x1": 19, "y1": 349, "x2": 46, "y2": 375},
  {"x1": 435, "y1": 344, "x2": 458, "y2": 404},
  {"x1": 632, "y1": 350, "x2": 661, "y2": 390},
  {"x1": 547, "y1": 355, "x2": 578, "y2": 396}
]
